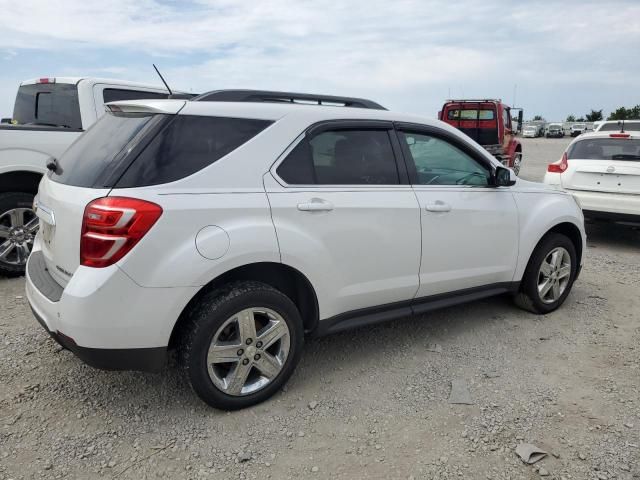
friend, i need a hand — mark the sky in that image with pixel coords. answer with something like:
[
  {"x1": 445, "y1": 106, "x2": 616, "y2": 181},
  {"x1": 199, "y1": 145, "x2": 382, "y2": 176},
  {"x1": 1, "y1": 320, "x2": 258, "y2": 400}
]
[{"x1": 0, "y1": 0, "x2": 638, "y2": 121}]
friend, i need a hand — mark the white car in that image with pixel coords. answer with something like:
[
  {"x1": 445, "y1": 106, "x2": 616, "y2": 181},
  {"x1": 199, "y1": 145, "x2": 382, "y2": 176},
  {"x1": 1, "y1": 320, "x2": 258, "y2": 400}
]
[
  {"x1": 594, "y1": 120, "x2": 640, "y2": 132},
  {"x1": 544, "y1": 131, "x2": 640, "y2": 223},
  {"x1": 0, "y1": 76, "x2": 189, "y2": 276},
  {"x1": 570, "y1": 123, "x2": 587, "y2": 137},
  {"x1": 523, "y1": 125, "x2": 538, "y2": 138},
  {"x1": 26, "y1": 90, "x2": 586, "y2": 410}
]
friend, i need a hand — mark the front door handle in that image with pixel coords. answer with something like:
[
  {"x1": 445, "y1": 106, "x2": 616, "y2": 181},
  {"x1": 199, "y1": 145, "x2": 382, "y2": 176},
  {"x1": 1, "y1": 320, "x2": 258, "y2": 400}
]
[
  {"x1": 425, "y1": 201, "x2": 451, "y2": 213},
  {"x1": 297, "y1": 199, "x2": 334, "y2": 212}
]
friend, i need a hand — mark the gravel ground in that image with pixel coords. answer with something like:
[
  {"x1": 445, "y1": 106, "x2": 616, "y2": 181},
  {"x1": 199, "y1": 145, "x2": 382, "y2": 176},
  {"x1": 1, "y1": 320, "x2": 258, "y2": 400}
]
[{"x1": 1, "y1": 137, "x2": 639, "y2": 480}]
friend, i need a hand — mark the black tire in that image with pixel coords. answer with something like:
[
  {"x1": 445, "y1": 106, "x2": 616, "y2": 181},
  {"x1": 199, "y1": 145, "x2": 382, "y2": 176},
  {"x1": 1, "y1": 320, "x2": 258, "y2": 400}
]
[
  {"x1": 0, "y1": 192, "x2": 36, "y2": 277},
  {"x1": 514, "y1": 233, "x2": 577, "y2": 314},
  {"x1": 180, "y1": 281, "x2": 304, "y2": 410}
]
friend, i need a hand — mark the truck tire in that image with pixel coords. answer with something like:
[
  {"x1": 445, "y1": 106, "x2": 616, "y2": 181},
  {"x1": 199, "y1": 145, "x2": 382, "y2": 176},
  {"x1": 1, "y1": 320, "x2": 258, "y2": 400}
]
[
  {"x1": 180, "y1": 281, "x2": 304, "y2": 410},
  {"x1": 0, "y1": 192, "x2": 38, "y2": 277}
]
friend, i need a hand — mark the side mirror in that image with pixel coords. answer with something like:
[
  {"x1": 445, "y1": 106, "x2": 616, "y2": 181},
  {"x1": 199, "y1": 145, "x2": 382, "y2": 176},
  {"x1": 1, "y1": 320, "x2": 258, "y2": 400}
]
[{"x1": 494, "y1": 166, "x2": 516, "y2": 187}]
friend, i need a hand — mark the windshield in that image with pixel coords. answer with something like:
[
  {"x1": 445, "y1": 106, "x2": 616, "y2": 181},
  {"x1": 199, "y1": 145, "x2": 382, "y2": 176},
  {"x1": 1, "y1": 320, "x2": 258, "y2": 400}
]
[
  {"x1": 549, "y1": 124, "x2": 561, "y2": 129},
  {"x1": 568, "y1": 138, "x2": 640, "y2": 161},
  {"x1": 12, "y1": 83, "x2": 82, "y2": 129},
  {"x1": 51, "y1": 112, "x2": 164, "y2": 187},
  {"x1": 447, "y1": 109, "x2": 495, "y2": 120},
  {"x1": 599, "y1": 122, "x2": 640, "y2": 132},
  {"x1": 573, "y1": 124, "x2": 586, "y2": 128}
]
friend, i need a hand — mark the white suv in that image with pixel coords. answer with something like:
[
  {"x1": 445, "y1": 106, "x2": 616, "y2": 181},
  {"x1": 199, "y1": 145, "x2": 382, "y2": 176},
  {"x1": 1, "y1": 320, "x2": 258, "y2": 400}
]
[{"x1": 26, "y1": 90, "x2": 586, "y2": 410}]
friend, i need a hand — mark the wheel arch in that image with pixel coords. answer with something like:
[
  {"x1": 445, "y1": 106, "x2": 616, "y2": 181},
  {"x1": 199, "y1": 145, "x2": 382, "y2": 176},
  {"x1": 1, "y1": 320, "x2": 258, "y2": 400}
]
[
  {"x1": 168, "y1": 262, "x2": 320, "y2": 350},
  {"x1": 0, "y1": 170, "x2": 43, "y2": 195}
]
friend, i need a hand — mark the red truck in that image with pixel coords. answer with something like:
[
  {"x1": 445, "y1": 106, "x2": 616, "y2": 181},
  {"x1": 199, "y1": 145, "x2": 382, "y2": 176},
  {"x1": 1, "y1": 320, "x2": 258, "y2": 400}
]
[{"x1": 438, "y1": 99, "x2": 523, "y2": 175}]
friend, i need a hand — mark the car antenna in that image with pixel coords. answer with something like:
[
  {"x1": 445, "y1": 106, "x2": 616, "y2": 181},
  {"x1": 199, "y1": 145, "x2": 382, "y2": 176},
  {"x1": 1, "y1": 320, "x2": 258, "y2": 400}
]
[{"x1": 153, "y1": 64, "x2": 173, "y2": 96}]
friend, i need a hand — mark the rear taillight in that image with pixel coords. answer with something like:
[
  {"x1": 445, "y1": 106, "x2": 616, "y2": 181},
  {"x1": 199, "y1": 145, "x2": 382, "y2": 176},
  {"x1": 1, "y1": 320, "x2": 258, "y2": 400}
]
[
  {"x1": 547, "y1": 152, "x2": 568, "y2": 173},
  {"x1": 610, "y1": 133, "x2": 630, "y2": 138},
  {"x1": 37, "y1": 77, "x2": 55, "y2": 84},
  {"x1": 80, "y1": 197, "x2": 162, "y2": 268}
]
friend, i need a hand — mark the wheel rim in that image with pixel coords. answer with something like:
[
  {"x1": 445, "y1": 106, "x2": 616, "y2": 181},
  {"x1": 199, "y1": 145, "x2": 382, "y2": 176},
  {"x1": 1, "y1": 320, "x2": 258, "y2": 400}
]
[
  {"x1": 207, "y1": 307, "x2": 291, "y2": 396},
  {"x1": 537, "y1": 247, "x2": 571, "y2": 304},
  {"x1": 513, "y1": 153, "x2": 522, "y2": 176},
  {"x1": 0, "y1": 208, "x2": 38, "y2": 266}
]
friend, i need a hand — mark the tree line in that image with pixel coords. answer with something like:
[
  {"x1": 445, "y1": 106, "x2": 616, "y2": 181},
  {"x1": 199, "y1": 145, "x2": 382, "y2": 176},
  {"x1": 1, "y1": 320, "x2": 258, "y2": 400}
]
[{"x1": 530, "y1": 105, "x2": 640, "y2": 123}]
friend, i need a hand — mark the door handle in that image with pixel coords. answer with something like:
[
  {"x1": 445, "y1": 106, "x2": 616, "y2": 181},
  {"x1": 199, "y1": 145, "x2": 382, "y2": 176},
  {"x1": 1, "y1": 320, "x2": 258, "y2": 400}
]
[
  {"x1": 297, "y1": 200, "x2": 334, "y2": 212},
  {"x1": 425, "y1": 201, "x2": 451, "y2": 213}
]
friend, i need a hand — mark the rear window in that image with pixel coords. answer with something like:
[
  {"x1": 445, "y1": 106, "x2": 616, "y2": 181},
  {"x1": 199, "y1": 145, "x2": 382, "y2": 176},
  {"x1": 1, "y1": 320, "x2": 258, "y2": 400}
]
[
  {"x1": 51, "y1": 112, "x2": 162, "y2": 187},
  {"x1": 115, "y1": 116, "x2": 272, "y2": 187},
  {"x1": 599, "y1": 122, "x2": 640, "y2": 132},
  {"x1": 12, "y1": 83, "x2": 82, "y2": 129},
  {"x1": 447, "y1": 109, "x2": 495, "y2": 120},
  {"x1": 568, "y1": 138, "x2": 640, "y2": 161}
]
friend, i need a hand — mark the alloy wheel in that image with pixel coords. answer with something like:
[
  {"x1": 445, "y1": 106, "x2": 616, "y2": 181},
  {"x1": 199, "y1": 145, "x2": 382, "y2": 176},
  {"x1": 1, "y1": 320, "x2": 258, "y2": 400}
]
[
  {"x1": 0, "y1": 208, "x2": 38, "y2": 266},
  {"x1": 537, "y1": 247, "x2": 571, "y2": 304},
  {"x1": 207, "y1": 307, "x2": 291, "y2": 396}
]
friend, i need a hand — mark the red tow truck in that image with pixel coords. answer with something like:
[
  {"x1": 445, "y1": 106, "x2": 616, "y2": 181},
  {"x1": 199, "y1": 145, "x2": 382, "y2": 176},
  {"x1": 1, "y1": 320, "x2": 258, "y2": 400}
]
[{"x1": 438, "y1": 99, "x2": 523, "y2": 175}]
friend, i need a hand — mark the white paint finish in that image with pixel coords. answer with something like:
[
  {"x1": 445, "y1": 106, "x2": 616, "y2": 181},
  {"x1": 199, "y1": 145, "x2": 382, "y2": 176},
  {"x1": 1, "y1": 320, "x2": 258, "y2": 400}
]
[
  {"x1": 265, "y1": 174, "x2": 421, "y2": 319},
  {"x1": 195, "y1": 225, "x2": 230, "y2": 260},
  {"x1": 413, "y1": 187, "x2": 519, "y2": 296},
  {"x1": 114, "y1": 189, "x2": 280, "y2": 288},
  {"x1": 34, "y1": 179, "x2": 109, "y2": 286}
]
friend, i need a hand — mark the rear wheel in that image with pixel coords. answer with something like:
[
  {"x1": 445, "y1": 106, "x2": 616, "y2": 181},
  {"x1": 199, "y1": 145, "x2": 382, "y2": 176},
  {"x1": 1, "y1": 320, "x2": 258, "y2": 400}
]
[
  {"x1": 181, "y1": 281, "x2": 304, "y2": 410},
  {"x1": 0, "y1": 192, "x2": 38, "y2": 277},
  {"x1": 514, "y1": 233, "x2": 577, "y2": 314}
]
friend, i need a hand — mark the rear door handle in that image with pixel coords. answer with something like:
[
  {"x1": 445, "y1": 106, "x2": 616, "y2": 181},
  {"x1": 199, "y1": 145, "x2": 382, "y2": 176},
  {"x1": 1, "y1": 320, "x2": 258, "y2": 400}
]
[
  {"x1": 425, "y1": 201, "x2": 451, "y2": 213},
  {"x1": 297, "y1": 200, "x2": 334, "y2": 212}
]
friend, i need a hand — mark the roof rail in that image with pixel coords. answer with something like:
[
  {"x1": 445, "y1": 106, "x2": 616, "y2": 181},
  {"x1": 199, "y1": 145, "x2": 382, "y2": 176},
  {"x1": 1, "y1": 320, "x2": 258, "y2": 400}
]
[
  {"x1": 192, "y1": 89, "x2": 386, "y2": 110},
  {"x1": 445, "y1": 99, "x2": 502, "y2": 103}
]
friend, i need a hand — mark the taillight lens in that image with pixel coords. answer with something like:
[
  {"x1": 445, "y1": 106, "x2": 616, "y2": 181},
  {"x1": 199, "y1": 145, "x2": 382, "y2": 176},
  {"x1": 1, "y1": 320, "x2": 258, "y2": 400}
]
[
  {"x1": 547, "y1": 152, "x2": 568, "y2": 173},
  {"x1": 80, "y1": 197, "x2": 162, "y2": 268}
]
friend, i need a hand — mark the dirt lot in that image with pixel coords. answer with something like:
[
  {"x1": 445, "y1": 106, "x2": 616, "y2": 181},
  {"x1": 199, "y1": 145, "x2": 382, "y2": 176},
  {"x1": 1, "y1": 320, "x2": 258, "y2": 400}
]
[{"x1": 1, "y1": 137, "x2": 639, "y2": 480}]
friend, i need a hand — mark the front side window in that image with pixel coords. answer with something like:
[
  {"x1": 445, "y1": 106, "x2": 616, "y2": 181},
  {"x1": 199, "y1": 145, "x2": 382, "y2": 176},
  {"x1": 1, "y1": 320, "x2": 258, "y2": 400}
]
[
  {"x1": 277, "y1": 129, "x2": 399, "y2": 185},
  {"x1": 503, "y1": 107, "x2": 511, "y2": 130},
  {"x1": 399, "y1": 132, "x2": 490, "y2": 186}
]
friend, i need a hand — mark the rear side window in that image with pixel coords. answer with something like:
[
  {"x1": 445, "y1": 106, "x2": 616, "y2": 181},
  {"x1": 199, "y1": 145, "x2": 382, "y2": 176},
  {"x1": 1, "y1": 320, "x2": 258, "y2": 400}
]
[
  {"x1": 103, "y1": 89, "x2": 169, "y2": 103},
  {"x1": 51, "y1": 112, "x2": 162, "y2": 187},
  {"x1": 277, "y1": 129, "x2": 399, "y2": 185},
  {"x1": 116, "y1": 116, "x2": 272, "y2": 187},
  {"x1": 13, "y1": 83, "x2": 82, "y2": 129},
  {"x1": 568, "y1": 138, "x2": 640, "y2": 161}
]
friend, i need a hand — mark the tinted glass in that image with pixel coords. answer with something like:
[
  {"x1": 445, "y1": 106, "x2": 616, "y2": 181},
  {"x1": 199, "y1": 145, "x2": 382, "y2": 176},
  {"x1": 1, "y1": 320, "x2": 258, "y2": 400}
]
[
  {"x1": 103, "y1": 89, "x2": 169, "y2": 103},
  {"x1": 277, "y1": 129, "x2": 399, "y2": 185},
  {"x1": 116, "y1": 116, "x2": 272, "y2": 187},
  {"x1": 51, "y1": 112, "x2": 161, "y2": 187},
  {"x1": 12, "y1": 83, "x2": 82, "y2": 129},
  {"x1": 599, "y1": 122, "x2": 640, "y2": 132},
  {"x1": 568, "y1": 138, "x2": 640, "y2": 161},
  {"x1": 399, "y1": 132, "x2": 490, "y2": 186},
  {"x1": 447, "y1": 109, "x2": 495, "y2": 120}
]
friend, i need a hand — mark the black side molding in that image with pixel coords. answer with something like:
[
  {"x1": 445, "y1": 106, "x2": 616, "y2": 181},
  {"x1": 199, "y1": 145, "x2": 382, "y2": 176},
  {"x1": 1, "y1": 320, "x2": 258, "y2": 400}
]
[
  {"x1": 315, "y1": 282, "x2": 519, "y2": 337},
  {"x1": 30, "y1": 307, "x2": 167, "y2": 373}
]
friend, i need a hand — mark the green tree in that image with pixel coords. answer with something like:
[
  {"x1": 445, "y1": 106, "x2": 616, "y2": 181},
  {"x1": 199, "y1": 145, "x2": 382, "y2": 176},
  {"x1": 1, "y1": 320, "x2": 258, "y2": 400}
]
[
  {"x1": 585, "y1": 109, "x2": 603, "y2": 122},
  {"x1": 566, "y1": 114, "x2": 576, "y2": 122},
  {"x1": 576, "y1": 117, "x2": 585, "y2": 122},
  {"x1": 532, "y1": 115, "x2": 544, "y2": 121},
  {"x1": 608, "y1": 105, "x2": 640, "y2": 120}
]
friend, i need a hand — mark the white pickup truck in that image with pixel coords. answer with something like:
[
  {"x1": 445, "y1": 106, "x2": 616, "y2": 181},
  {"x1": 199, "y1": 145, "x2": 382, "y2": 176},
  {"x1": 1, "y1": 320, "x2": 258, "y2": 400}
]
[{"x1": 0, "y1": 76, "x2": 179, "y2": 275}]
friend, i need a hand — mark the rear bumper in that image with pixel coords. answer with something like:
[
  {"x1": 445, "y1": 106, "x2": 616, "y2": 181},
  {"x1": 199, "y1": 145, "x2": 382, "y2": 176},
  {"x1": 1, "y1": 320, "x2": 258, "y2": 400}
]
[
  {"x1": 25, "y1": 244, "x2": 198, "y2": 372},
  {"x1": 568, "y1": 189, "x2": 640, "y2": 219},
  {"x1": 30, "y1": 306, "x2": 166, "y2": 371}
]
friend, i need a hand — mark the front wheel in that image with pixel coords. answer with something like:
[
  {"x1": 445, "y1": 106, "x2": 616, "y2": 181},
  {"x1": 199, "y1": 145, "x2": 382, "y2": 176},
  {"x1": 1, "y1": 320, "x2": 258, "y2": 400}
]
[
  {"x1": 514, "y1": 233, "x2": 577, "y2": 314},
  {"x1": 0, "y1": 192, "x2": 38, "y2": 277},
  {"x1": 512, "y1": 152, "x2": 522, "y2": 176},
  {"x1": 181, "y1": 281, "x2": 304, "y2": 410}
]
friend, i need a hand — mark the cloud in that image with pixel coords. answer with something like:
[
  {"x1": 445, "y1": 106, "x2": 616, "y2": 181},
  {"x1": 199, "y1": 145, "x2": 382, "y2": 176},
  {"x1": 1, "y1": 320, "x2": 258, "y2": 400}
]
[{"x1": 0, "y1": 0, "x2": 638, "y2": 118}]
